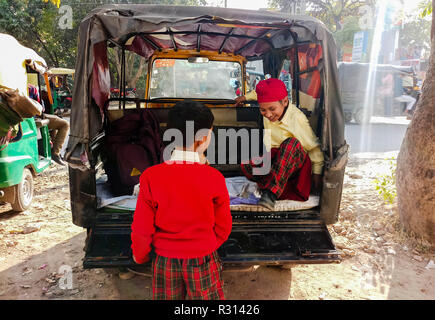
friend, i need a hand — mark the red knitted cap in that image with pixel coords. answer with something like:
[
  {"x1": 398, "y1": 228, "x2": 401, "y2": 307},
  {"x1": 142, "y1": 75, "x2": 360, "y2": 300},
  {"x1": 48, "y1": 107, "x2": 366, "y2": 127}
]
[{"x1": 255, "y1": 78, "x2": 288, "y2": 103}]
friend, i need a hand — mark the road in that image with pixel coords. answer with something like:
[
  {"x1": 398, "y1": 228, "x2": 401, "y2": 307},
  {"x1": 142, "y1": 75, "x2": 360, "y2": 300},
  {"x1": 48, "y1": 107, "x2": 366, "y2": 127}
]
[{"x1": 345, "y1": 116, "x2": 411, "y2": 156}]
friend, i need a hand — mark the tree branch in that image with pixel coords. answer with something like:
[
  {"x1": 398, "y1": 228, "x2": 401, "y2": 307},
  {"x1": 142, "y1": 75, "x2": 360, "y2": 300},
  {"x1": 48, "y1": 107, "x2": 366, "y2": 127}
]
[{"x1": 128, "y1": 58, "x2": 146, "y2": 88}]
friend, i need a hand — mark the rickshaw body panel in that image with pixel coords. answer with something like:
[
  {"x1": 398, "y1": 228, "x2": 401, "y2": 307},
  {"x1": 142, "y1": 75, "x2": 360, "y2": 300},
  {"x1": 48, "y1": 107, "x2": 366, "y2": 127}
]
[{"x1": 0, "y1": 118, "x2": 51, "y2": 189}]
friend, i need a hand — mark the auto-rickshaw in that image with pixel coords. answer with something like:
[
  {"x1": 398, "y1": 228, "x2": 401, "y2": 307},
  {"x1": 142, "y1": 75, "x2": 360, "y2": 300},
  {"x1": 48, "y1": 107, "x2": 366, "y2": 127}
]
[
  {"x1": 338, "y1": 62, "x2": 417, "y2": 123},
  {"x1": 66, "y1": 5, "x2": 348, "y2": 269},
  {"x1": 47, "y1": 67, "x2": 75, "y2": 116},
  {"x1": 0, "y1": 33, "x2": 52, "y2": 211}
]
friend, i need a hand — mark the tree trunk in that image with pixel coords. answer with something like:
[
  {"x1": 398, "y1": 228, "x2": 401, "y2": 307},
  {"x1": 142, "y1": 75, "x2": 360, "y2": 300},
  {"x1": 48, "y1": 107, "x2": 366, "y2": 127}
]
[
  {"x1": 396, "y1": 0, "x2": 435, "y2": 244},
  {"x1": 127, "y1": 58, "x2": 146, "y2": 88}
]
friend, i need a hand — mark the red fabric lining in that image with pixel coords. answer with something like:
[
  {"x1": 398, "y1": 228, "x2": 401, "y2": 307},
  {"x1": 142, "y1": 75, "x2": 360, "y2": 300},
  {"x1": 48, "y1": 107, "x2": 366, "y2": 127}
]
[
  {"x1": 289, "y1": 43, "x2": 323, "y2": 100},
  {"x1": 92, "y1": 41, "x2": 111, "y2": 112}
]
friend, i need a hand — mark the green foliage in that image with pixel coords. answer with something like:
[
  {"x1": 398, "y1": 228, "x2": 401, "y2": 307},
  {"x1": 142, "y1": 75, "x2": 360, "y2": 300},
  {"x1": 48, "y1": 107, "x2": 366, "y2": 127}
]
[
  {"x1": 268, "y1": 0, "x2": 368, "y2": 33},
  {"x1": 334, "y1": 16, "x2": 360, "y2": 44},
  {"x1": 400, "y1": 13, "x2": 431, "y2": 55},
  {"x1": 0, "y1": 0, "x2": 78, "y2": 67},
  {"x1": 373, "y1": 158, "x2": 397, "y2": 205},
  {"x1": 0, "y1": 0, "x2": 206, "y2": 68},
  {"x1": 419, "y1": 0, "x2": 432, "y2": 18},
  {"x1": 333, "y1": 15, "x2": 360, "y2": 58}
]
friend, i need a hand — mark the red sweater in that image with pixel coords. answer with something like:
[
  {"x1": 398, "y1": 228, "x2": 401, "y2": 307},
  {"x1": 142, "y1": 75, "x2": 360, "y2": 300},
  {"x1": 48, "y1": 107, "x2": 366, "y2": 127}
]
[{"x1": 131, "y1": 161, "x2": 232, "y2": 263}]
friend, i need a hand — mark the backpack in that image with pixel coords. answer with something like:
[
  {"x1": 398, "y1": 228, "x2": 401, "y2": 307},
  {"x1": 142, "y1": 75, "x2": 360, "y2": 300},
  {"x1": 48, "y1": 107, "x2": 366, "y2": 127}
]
[{"x1": 104, "y1": 110, "x2": 163, "y2": 196}]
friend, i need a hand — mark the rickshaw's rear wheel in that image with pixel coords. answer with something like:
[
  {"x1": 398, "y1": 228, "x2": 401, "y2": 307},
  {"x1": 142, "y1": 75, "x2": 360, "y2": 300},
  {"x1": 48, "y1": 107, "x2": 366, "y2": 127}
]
[{"x1": 11, "y1": 168, "x2": 34, "y2": 212}]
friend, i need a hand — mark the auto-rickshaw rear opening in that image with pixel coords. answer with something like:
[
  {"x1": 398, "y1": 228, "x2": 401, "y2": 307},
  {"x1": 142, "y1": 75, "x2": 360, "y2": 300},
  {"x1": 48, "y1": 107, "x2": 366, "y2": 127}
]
[{"x1": 65, "y1": 5, "x2": 348, "y2": 269}]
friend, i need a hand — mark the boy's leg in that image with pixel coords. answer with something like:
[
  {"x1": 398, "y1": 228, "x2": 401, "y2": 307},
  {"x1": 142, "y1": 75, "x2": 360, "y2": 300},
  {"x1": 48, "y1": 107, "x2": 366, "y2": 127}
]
[
  {"x1": 263, "y1": 137, "x2": 307, "y2": 197},
  {"x1": 242, "y1": 137, "x2": 307, "y2": 198},
  {"x1": 182, "y1": 251, "x2": 225, "y2": 300},
  {"x1": 152, "y1": 254, "x2": 186, "y2": 300}
]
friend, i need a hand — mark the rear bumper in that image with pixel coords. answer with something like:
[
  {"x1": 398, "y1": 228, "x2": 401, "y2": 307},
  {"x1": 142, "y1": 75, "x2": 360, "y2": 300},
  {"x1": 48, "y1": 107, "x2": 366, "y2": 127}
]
[{"x1": 82, "y1": 210, "x2": 341, "y2": 269}]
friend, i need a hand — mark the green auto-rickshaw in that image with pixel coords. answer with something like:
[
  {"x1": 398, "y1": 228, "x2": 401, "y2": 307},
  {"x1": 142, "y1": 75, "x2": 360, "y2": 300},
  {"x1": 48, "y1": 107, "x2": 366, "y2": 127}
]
[
  {"x1": 0, "y1": 33, "x2": 52, "y2": 211},
  {"x1": 47, "y1": 67, "x2": 75, "y2": 116}
]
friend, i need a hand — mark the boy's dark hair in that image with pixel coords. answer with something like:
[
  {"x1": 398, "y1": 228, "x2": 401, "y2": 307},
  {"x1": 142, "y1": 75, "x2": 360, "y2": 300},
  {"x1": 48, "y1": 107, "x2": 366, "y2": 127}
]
[{"x1": 167, "y1": 100, "x2": 214, "y2": 147}]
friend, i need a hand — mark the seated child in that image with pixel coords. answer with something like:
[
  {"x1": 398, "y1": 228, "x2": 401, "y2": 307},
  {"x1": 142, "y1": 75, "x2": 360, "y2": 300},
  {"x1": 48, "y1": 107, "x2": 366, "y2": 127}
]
[
  {"x1": 240, "y1": 78, "x2": 324, "y2": 210},
  {"x1": 131, "y1": 100, "x2": 232, "y2": 300}
]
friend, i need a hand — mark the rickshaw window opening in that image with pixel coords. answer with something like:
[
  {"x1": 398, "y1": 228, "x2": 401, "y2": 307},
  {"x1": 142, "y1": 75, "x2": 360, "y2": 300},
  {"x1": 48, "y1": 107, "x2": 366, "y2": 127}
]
[
  {"x1": 167, "y1": 27, "x2": 178, "y2": 51},
  {"x1": 196, "y1": 24, "x2": 201, "y2": 52},
  {"x1": 138, "y1": 34, "x2": 162, "y2": 52},
  {"x1": 149, "y1": 58, "x2": 242, "y2": 100},
  {"x1": 218, "y1": 27, "x2": 234, "y2": 54}
]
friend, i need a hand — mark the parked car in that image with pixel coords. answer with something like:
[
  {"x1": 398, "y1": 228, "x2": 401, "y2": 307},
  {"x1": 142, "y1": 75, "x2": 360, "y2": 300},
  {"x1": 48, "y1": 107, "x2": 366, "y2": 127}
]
[{"x1": 66, "y1": 5, "x2": 348, "y2": 269}]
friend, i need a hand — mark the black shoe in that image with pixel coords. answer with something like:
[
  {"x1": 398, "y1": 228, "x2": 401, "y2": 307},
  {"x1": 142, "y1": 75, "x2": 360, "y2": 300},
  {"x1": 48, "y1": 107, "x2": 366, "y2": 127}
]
[
  {"x1": 258, "y1": 190, "x2": 277, "y2": 210},
  {"x1": 52, "y1": 154, "x2": 66, "y2": 166}
]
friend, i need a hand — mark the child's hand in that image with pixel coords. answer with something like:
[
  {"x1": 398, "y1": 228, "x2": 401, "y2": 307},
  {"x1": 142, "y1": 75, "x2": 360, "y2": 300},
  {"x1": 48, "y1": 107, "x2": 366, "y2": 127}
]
[
  {"x1": 235, "y1": 95, "x2": 246, "y2": 106},
  {"x1": 132, "y1": 254, "x2": 150, "y2": 264}
]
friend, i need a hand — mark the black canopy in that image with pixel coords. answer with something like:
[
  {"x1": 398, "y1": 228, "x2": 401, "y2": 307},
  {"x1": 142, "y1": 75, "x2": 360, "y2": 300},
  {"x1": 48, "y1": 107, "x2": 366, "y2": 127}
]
[{"x1": 66, "y1": 5, "x2": 344, "y2": 167}]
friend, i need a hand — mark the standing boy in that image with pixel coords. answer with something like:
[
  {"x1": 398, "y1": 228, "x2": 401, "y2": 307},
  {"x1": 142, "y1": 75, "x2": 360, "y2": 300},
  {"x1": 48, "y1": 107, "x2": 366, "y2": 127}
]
[
  {"x1": 131, "y1": 101, "x2": 232, "y2": 300},
  {"x1": 240, "y1": 78, "x2": 324, "y2": 210}
]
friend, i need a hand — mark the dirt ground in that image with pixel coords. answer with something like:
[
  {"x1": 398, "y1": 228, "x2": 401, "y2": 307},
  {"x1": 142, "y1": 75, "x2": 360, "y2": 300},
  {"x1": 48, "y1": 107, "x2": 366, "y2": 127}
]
[{"x1": 0, "y1": 153, "x2": 434, "y2": 300}]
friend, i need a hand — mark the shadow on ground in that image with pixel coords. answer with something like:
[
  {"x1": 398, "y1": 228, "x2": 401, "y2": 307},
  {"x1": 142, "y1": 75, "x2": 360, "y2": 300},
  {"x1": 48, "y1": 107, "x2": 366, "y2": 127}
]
[{"x1": 0, "y1": 232, "x2": 292, "y2": 300}]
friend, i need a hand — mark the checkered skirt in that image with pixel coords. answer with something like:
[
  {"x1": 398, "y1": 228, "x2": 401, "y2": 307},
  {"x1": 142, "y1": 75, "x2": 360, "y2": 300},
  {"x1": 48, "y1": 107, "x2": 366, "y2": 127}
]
[
  {"x1": 241, "y1": 137, "x2": 307, "y2": 197},
  {"x1": 152, "y1": 250, "x2": 225, "y2": 300}
]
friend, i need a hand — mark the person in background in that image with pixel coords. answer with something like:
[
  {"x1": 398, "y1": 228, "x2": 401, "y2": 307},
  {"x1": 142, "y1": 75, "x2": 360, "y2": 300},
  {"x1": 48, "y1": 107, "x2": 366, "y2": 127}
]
[
  {"x1": 28, "y1": 83, "x2": 69, "y2": 166},
  {"x1": 379, "y1": 73, "x2": 394, "y2": 116},
  {"x1": 394, "y1": 74, "x2": 417, "y2": 117}
]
